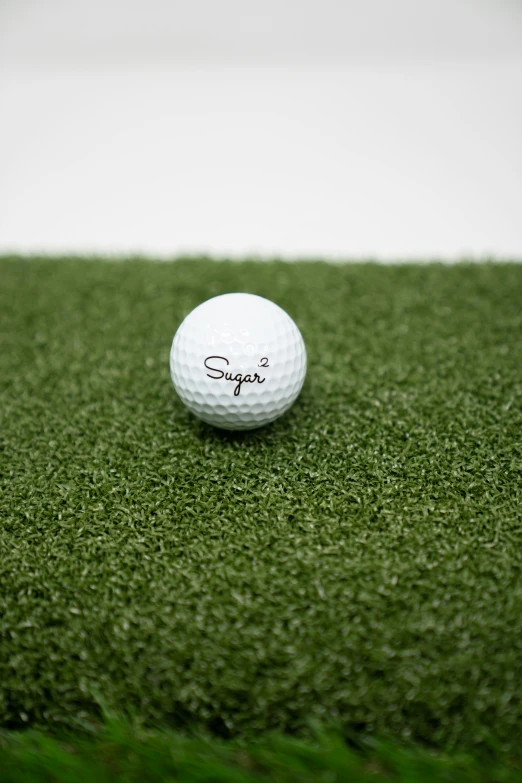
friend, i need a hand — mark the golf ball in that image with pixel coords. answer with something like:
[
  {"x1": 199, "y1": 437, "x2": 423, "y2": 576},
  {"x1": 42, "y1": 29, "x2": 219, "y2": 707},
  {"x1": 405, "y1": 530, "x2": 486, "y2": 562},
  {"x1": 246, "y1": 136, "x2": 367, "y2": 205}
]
[{"x1": 170, "y1": 293, "x2": 307, "y2": 430}]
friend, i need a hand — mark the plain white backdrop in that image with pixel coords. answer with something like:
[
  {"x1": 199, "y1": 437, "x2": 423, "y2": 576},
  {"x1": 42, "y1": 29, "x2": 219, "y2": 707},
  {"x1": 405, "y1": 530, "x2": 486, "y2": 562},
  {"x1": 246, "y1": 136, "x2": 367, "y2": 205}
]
[{"x1": 1, "y1": 0, "x2": 521, "y2": 259}]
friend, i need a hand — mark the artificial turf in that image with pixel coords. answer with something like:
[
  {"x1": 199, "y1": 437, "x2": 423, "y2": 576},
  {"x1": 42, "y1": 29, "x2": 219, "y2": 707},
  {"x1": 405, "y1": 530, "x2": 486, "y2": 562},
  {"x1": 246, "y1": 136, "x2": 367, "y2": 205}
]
[
  {"x1": 2, "y1": 718, "x2": 520, "y2": 783},
  {"x1": 0, "y1": 258, "x2": 521, "y2": 755}
]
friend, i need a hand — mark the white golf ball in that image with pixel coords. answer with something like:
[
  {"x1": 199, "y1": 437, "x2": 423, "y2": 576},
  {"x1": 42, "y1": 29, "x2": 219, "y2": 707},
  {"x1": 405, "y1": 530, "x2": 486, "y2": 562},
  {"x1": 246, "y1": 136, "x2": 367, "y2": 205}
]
[{"x1": 170, "y1": 293, "x2": 307, "y2": 430}]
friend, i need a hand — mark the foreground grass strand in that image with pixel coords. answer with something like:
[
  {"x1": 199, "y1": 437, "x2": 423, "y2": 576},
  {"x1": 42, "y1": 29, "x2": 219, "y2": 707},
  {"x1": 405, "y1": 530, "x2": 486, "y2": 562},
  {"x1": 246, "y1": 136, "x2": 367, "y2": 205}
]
[{"x1": 0, "y1": 721, "x2": 520, "y2": 782}]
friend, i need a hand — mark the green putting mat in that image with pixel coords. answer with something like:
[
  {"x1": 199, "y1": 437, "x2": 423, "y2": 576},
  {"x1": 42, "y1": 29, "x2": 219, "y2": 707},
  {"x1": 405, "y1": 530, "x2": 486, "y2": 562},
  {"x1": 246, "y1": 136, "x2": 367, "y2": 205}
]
[{"x1": 0, "y1": 258, "x2": 521, "y2": 753}]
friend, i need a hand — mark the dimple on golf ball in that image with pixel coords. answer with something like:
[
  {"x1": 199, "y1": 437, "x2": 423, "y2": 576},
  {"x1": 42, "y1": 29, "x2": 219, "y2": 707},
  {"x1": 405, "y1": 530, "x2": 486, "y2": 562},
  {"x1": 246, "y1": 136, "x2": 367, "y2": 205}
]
[{"x1": 169, "y1": 293, "x2": 307, "y2": 430}]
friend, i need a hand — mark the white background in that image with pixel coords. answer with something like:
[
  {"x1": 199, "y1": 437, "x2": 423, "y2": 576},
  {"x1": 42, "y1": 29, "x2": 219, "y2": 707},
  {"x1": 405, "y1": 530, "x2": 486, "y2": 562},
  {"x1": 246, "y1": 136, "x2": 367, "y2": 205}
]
[{"x1": 1, "y1": 0, "x2": 521, "y2": 259}]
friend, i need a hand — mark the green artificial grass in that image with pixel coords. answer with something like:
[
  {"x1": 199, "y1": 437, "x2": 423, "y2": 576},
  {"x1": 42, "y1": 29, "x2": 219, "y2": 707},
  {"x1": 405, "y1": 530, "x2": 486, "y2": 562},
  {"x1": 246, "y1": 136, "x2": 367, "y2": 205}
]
[
  {"x1": 0, "y1": 258, "x2": 521, "y2": 756},
  {"x1": 1, "y1": 718, "x2": 520, "y2": 783}
]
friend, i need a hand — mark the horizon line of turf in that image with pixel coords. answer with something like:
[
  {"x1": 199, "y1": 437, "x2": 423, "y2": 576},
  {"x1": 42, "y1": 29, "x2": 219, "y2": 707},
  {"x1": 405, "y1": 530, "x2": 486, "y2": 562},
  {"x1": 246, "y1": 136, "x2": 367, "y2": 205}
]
[{"x1": 1, "y1": 253, "x2": 522, "y2": 266}]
